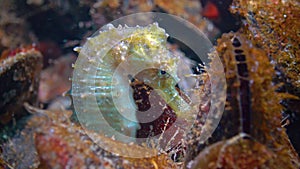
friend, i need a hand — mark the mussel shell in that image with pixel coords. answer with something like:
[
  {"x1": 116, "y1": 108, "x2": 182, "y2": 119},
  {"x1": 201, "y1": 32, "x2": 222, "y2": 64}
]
[{"x1": 0, "y1": 49, "x2": 42, "y2": 127}]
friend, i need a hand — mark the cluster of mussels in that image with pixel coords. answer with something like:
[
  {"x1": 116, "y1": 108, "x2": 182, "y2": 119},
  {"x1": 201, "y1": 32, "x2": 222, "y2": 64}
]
[{"x1": 1, "y1": 0, "x2": 300, "y2": 169}]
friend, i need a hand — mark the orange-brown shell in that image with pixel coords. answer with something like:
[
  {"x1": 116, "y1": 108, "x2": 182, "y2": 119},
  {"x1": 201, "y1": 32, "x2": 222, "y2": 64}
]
[
  {"x1": 190, "y1": 32, "x2": 299, "y2": 169},
  {"x1": 231, "y1": 0, "x2": 300, "y2": 89},
  {"x1": 24, "y1": 104, "x2": 177, "y2": 169}
]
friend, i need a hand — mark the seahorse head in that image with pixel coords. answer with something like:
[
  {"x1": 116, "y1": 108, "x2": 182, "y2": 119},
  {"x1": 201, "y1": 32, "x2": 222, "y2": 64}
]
[{"x1": 129, "y1": 68, "x2": 193, "y2": 121}]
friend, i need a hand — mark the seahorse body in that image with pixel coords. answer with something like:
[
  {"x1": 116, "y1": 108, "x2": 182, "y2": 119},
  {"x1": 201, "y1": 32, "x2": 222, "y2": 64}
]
[{"x1": 73, "y1": 23, "x2": 195, "y2": 142}]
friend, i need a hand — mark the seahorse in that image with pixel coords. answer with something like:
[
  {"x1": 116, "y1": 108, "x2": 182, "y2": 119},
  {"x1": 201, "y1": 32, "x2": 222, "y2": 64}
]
[
  {"x1": 188, "y1": 32, "x2": 300, "y2": 169},
  {"x1": 71, "y1": 23, "x2": 198, "y2": 144}
]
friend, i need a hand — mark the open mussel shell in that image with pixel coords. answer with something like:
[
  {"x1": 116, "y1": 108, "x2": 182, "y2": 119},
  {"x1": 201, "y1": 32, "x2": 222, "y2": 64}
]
[
  {"x1": 20, "y1": 104, "x2": 177, "y2": 169},
  {"x1": 190, "y1": 133, "x2": 289, "y2": 169},
  {"x1": 0, "y1": 48, "x2": 42, "y2": 127}
]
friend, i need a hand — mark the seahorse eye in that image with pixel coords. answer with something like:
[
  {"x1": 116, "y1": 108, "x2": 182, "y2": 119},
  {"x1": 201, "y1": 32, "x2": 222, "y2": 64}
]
[{"x1": 160, "y1": 70, "x2": 166, "y2": 75}]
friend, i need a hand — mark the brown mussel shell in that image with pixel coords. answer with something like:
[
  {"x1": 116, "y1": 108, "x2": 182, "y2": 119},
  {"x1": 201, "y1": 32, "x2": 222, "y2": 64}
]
[{"x1": 0, "y1": 48, "x2": 42, "y2": 127}]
